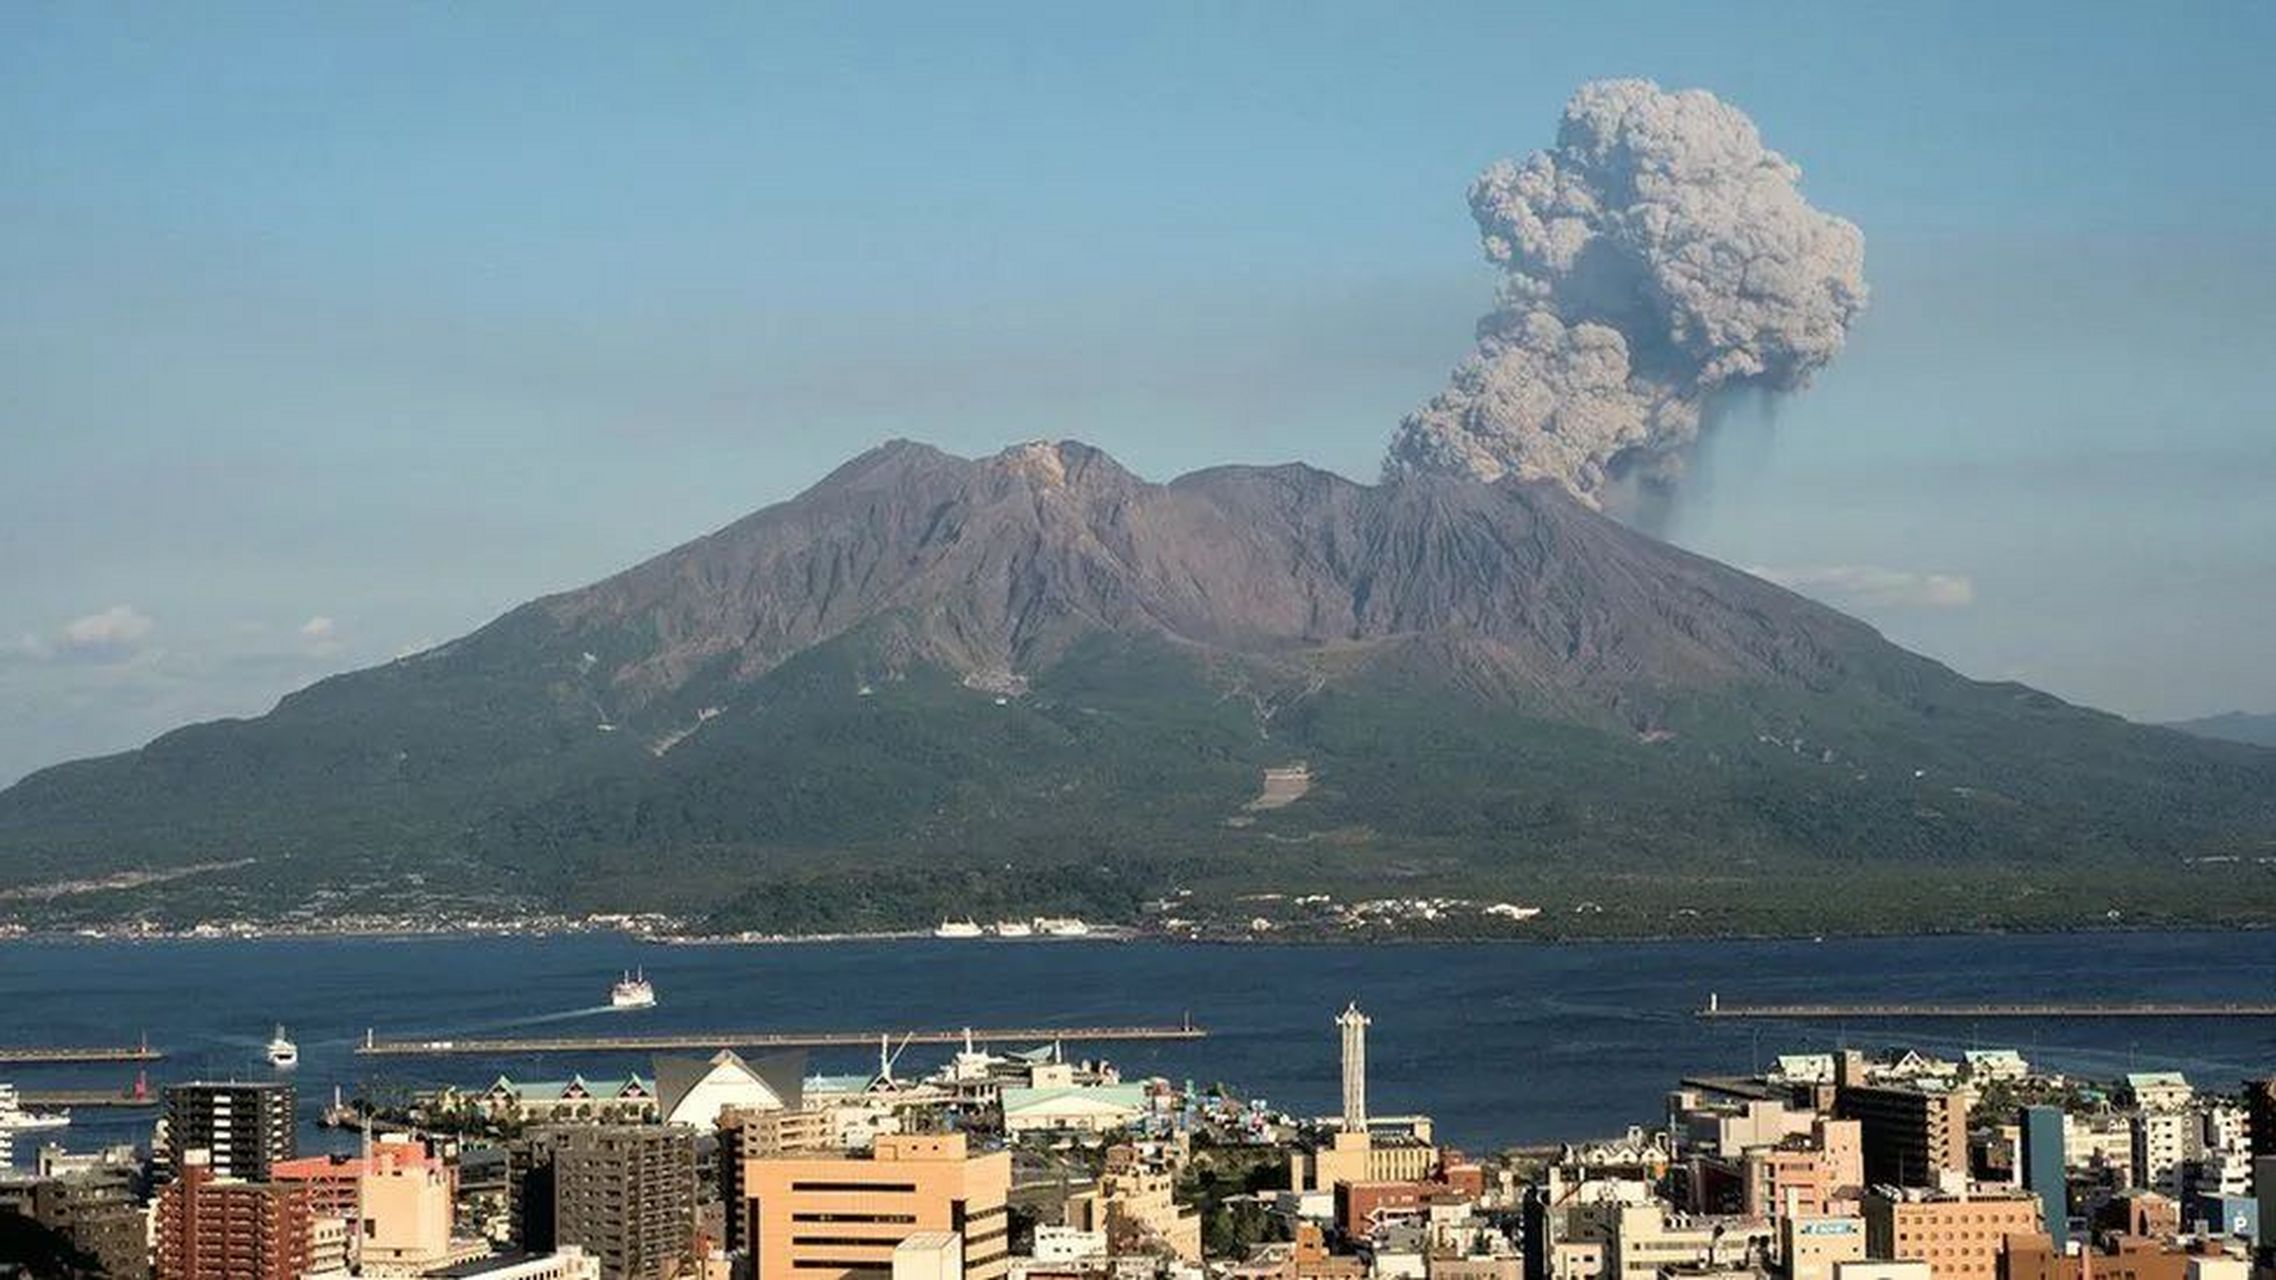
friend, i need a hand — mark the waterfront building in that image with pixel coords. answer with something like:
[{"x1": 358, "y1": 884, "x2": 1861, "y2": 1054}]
[
  {"x1": 1773, "y1": 1057, "x2": 1837, "y2": 1087},
  {"x1": 2122, "y1": 1074, "x2": 2194, "y2": 1114},
  {"x1": 655, "y1": 1050, "x2": 801, "y2": 1129},
  {"x1": 1000, "y1": 1083, "x2": 1148, "y2": 1135},
  {"x1": 742, "y1": 1132, "x2": 1010, "y2": 1280},
  {"x1": 1861, "y1": 1186, "x2": 2038, "y2": 1280},
  {"x1": 511, "y1": 1125, "x2": 697, "y2": 1280},
  {"x1": 155, "y1": 1152, "x2": 315, "y2": 1280},
  {"x1": 163, "y1": 1082, "x2": 297, "y2": 1183},
  {"x1": 474, "y1": 1074, "x2": 659, "y2": 1125},
  {"x1": 1961, "y1": 1053, "x2": 2030, "y2": 1085}
]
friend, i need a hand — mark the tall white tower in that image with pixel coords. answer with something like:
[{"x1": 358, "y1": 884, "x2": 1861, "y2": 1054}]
[{"x1": 1337, "y1": 1001, "x2": 1370, "y2": 1134}]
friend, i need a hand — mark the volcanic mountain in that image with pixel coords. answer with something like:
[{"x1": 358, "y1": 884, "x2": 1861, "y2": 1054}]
[{"x1": 4, "y1": 441, "x2": 2272, "y2": 934}]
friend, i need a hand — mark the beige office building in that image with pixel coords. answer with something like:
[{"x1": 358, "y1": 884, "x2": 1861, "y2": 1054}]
[
  {"x1": 1781, "y1": 1215, "x2": 1867, "y2": 1280},
  {"x1": 744, "y1": 1134, "x2": 1010, "y2": 1280},
  {"x1": 1064, "y1": 1150, "x2": 1202, "y2": 1262},
  {"x1": 1861, "y1": 1187, "x2": 2039, "y2": 1280}
]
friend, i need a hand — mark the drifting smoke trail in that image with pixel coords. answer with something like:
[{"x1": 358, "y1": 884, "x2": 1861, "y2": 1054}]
[{"x1": 1385, "y1": 79, "x2": 1868, "y2": 513}]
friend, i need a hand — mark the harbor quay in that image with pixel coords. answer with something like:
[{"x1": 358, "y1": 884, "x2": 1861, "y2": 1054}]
[{"x1": 4, "y1": 1001, "x2": 2275, "y2": 1280}]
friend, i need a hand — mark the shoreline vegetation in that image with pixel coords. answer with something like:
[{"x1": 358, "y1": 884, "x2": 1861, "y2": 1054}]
[{"x1": 2, "y1": 913, "x2": 2269, "y2": 948}]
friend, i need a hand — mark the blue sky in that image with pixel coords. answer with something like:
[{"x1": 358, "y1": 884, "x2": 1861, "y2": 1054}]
[{"x1": 4, "y1": 2, "x2": 2273, "y2": 783}]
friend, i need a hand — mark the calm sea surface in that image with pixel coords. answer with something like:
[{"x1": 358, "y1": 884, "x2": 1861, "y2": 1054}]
[{"x1": 4, "y1": 931, "x2": 2275, "y2": 1166}]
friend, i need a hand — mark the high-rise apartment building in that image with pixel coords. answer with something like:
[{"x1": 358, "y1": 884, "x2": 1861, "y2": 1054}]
[
  {"x1": 154, "y1": 1155, "x2": 314, "y2": 1280},
  {"x1": 1834, "y1": 1078, "x2": 1969, "y2": 1190},
  {"x1": 511, "y1": 1125, "x2": 697, "y2": 1280},
  {"x1": 162, "y1": 1083, "x2": 296, "y2": 1183}
]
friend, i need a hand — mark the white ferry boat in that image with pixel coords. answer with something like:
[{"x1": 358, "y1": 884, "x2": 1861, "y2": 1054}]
[
  {"x1": 990, "y1": 919, "x2": 1033, "y2": 938},
  {"x1": 1035, "y1": 916, "x2": 1090, "y2": 937},
  {"x1": 610, "y1": 970, "x2": 657, "y2": 1009},
  {"x1": 0, "y1": 1083, "x2": 69, "y2": 1133},
  {"x1": 933, "y1": 919, "x2": 984, "y2": 939},
  {"x1": 265, "y1": 1025, "x2": 299, "y2": 1069}
]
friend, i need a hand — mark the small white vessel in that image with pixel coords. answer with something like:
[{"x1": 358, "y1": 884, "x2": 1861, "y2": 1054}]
[
  {"x1": 610, "y1": 969, "x2": 657, "y2": 1009},
  {"x1": 1035, "y1": 916, "x2": 1090, "y2": 937},
  {"x1": 990, "y1": 919, "x2": 1033, "y2": 938},
  {"x1": 0, "y1": 1083, "x2": 70, "y2": 1131},
  {"x1": 266, "y1": 1025, "x2": 298, "y2": 1068},
  {"x1": 933, "y1": 919, "x2": 983, "y2": 939}
]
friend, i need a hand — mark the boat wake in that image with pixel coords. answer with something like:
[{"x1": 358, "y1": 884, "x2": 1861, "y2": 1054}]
[{"x1": 493, "y1": 1005, "x2": 617, "y2": 1028}]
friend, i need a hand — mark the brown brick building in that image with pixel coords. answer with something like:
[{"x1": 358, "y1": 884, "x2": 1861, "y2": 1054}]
[{"x1": 154, "y1": 1158, "x2": 313, "y2": 1280}]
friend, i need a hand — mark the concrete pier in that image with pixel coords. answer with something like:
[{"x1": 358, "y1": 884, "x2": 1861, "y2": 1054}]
[
  {"x1": 355, "y1": 1022, "x2": 1206, "y2": 1057},
  {"x1": 0, "y1": 1044, "x2": 163, "y2": 1064},
  {"x1": 1697, "y1": 1001, "x2": 2276, "y2": 1019}
]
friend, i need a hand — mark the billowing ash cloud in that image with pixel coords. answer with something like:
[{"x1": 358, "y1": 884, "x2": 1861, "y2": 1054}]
[{"x1": 1386, "y1": 79, "x2": 1867, "y2": 508}]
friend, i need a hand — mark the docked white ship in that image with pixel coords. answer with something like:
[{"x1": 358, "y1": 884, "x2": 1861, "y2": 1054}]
[
  {"x1": 265, "y1": 1025, "x2": 298, "y2": 1069},
  {"x1": 0, "y1": 1083, "x2": 70, "y2": 1134},
  {"x1": 1034, "y1": 916, "x2": 1090, "y2": 937},
  {"x1": 933, "y1": 919, "x2": 983, "y2": 939},
  {"x1": 989, "y1": 919, "x2": 1033, "y2": 938},
  {"x1": 610, "y1": 970, "x2": 657, "y2": 1009}
]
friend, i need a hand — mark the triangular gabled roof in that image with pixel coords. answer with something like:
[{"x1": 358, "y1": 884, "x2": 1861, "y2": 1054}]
[{"x1": 656, "y1": 1049, "x2": 805, "y2": 1126}]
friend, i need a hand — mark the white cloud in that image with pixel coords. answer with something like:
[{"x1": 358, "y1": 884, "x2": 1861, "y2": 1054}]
[
  {"x1": 50, "y1": 604, "x2": 157, "y2": 661},
  {"x1": 1749, "y1": 565, "x2": 1976, "y2": 610}
]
